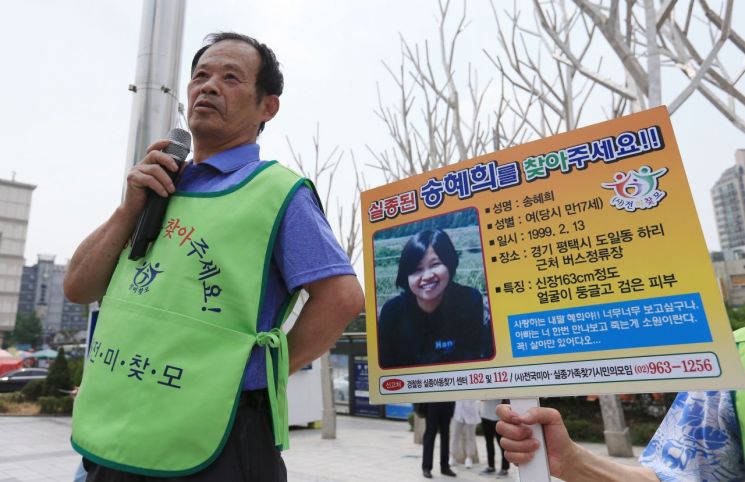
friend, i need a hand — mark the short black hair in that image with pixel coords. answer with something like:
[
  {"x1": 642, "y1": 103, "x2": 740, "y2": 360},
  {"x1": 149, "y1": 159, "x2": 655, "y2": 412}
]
[
  {"x1": 191, "y1": 32, "x2": 283, "y2": 134},
  {"x1": 395, "y1": 229, "x2": 459, "y2": 293}
]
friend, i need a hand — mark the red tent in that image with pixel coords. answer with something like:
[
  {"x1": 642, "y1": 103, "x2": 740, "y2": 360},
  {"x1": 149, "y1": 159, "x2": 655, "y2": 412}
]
[{"x1": 0, "y1": 357, "x2": 23, "y2": 376}]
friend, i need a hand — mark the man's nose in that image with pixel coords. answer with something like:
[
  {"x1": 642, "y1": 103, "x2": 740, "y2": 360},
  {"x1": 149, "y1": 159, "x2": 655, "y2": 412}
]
[{"x1": 200, "y1": 75, "x2": 220, "y2": 94}]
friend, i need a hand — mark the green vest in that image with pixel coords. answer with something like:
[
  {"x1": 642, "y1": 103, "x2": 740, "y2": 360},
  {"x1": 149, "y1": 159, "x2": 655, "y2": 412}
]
[
  {"x1": 72, "y1": 161, "x2": 311, "y2": 476},
  {"x1": 734, "y1": 327, "x2": 745, "y2": 462}
]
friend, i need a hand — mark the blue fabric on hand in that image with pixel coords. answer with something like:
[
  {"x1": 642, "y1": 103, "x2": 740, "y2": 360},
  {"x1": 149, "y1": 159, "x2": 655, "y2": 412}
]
[{"x1": 639, "y1": 390, "x2": 745, "y2": 481}]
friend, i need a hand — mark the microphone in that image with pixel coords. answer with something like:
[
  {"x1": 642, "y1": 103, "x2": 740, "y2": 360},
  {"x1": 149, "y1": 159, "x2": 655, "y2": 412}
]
[{"x1": 128, "y1": 128, "x2": 192, "y2": 260}]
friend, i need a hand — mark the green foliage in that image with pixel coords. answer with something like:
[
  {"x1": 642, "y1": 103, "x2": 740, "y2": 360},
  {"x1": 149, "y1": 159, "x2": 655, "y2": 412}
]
[
  {"x1": 563, "y1": 418, "x2": 604, "y2": 443},
  {"x1": 345, "y1": 314, "x2": 367, "y2": 334},
  {"x1": 68, "y1": 358, "x2": 84, "y2": 387},
  {"x1": 0, "y1": 398, "x2": 6, "y2": 413},
  {"x1": 12, "y1": 312, "x2": 42, "y2": 348},
  {"x1": 726, "y1": 304, "x2": 745, "y2": 331},
  {"x1": 21, "y1": 379, "x2": 45, "y2": 402},
  {"x1": 38, "y1": 395, "x2": 73, "y2": 415},
  {"x1": 621, "y1": 393, "x2": 672, "y2": 419},
  {"x1": 43, "y1": 348, "x2": 72, "y2": 396},
  {"x1": 374, "y1": 246, "x2": 401, "y2": 268},
  {"x1": 630, "y1": 421, "x2": 661, "y2": 446},
  {"x1": 541, "y1": 395, "x2": 671, "y2": 445},
  {"x1": 2, "y1": 391, "x2": 25, "y2": 403}
]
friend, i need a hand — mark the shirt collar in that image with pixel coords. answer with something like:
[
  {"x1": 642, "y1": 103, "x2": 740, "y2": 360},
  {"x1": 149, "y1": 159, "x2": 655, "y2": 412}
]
[{"x1": 196, "y1": 143, "x2": 261, "y2": 173}]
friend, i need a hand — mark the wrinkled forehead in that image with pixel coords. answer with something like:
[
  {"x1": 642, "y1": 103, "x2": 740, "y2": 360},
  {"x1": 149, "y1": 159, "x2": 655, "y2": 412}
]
[{"x1": 195, "y1": 40, "x2": 260, "y2": 75}]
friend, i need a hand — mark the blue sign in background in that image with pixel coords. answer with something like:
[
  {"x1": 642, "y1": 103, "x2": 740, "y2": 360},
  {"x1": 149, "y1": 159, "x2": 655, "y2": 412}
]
[
  {"x1": 354, "y1": 356, "x2": 380, "y2": 417},
  {"x1": 385, "y1": 403, "x2": 413, "y2": 420},
  {"x1": 508, "y1": 293, "x2": 712, "y2": 357}
]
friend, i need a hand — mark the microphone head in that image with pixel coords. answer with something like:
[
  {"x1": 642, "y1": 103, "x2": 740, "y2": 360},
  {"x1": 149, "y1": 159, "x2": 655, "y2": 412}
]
[
  {"x1": 128, "y1": 127, "x2": 193, "y2": 261},
  {"x1": 165, "y1": 128, "x2": 192, "y2": 162}
]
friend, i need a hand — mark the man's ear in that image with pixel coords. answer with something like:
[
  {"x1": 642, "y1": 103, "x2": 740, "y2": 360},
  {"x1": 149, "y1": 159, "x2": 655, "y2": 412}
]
[{"x1": 261, "y1": 95, "x2": 280, "y2": 122}]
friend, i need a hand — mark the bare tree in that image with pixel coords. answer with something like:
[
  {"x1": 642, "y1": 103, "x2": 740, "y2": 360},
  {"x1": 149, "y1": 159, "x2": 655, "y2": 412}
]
[
  {"x1": 371, "y1": 0, "x2": 745, "y2": 193},
  {"x1": 367, "y1": 0, "x2": 537, "y2": 182},
  {"x1": 486, "y1": 0, "x2": 610, "y2": 137},
  {"x1": 538, "y1": 0, "x2": 745, "y2": 130},
  {"x1": 482, "y1": 0, "x2": 744, "y2": 135},
  {"x1": 285, "y1": 125, "x2": 365, "y2": 439},
  {"x1": 286, "y1": 124, "x2": 365, "y2": 264}
]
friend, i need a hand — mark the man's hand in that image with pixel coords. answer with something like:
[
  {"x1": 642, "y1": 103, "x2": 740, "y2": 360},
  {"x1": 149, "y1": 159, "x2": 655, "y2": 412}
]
[
  {"x1": 496, "y1": 404, "x2": 660, "y2": 482},
  {"x1": 121, "y1": 139, "x2": 182, "y2": 217},
  {"x1": 286, "y1": 275, "x2": 364, "y2": 374},
  {"x1": 496, "y1": 404, "x2": 578, "y2": 479},
  {"x1": 64, "y1": 139, "x2": 182, "y2": 304}
]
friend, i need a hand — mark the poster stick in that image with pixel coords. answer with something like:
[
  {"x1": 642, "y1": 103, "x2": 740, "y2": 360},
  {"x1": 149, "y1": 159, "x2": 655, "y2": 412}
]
[{"x1": 509, "y1": 398, "x2": 551, "y2": 482}]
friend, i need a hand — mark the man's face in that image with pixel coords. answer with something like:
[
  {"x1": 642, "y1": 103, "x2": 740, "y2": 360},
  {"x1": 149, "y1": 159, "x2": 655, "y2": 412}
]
[{"x1": 187, "y1": 40, "x2": 277, "y2": 147}]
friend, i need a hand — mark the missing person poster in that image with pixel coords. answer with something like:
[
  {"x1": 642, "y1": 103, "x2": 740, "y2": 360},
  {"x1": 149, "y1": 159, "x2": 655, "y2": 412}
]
[{"x1": 361, "y1": 106, "x2": 745, "y2": 403}]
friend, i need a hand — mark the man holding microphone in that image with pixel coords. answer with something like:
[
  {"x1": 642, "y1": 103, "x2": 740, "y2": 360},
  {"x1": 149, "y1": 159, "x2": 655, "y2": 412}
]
[{"x1": 65, "y1": 32, "x2": 363, "y2": 481}]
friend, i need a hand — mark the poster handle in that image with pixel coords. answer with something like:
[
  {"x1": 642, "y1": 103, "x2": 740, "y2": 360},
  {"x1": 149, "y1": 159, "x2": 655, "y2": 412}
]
[{"x1": 509, "y1": 397, "x2": 551, "y2": 482}]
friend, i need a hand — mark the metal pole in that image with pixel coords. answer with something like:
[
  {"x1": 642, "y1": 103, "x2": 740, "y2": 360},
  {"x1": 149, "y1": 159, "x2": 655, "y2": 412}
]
[
  {"x1": 84, "y1": 0, "x2": 186, "y2": 374},
  {"x1": 599, "y1": 394, "x2": 634, "y2": 457},
  {"x1": 124, "y1": 0, "x2": 187, "y2": 182},
  {"x1": 320, "y1": 352, "x2": 337, "y2": 439}
]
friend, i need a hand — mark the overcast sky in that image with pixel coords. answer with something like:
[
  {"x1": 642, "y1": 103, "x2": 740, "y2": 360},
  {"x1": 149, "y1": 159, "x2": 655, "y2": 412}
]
[{"x1": 2, "y1": 1, "x2": 744, "y2": 269}]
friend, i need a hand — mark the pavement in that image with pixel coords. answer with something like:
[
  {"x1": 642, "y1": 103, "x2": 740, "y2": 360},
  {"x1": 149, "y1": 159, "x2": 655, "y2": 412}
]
[{"x1": 0, "y1": 415, "x2": 644, "y2": 482}]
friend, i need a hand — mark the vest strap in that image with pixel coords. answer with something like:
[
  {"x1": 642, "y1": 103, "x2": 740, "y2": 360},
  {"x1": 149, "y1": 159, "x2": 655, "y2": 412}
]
[
  {"x1": 733, "y1": 327, "x2": 745, "y2": 463},
  {"x1": 257, "y1": 327, "x2": 289, "y2": 450}
]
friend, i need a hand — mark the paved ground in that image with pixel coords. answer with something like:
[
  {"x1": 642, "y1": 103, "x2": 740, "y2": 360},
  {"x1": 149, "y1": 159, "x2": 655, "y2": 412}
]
[
  {"x1": 0, "y1": 417, "x2": 78, "y2": 482},
  {"x1": 0, "y1": 415, "x2": 644, "y2": 482}
]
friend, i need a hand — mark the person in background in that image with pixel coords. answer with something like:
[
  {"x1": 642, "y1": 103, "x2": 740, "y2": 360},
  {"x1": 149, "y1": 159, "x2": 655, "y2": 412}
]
[
  {"x1": 480, "y1": 399, "x2": 510, "y2": 478},
  {"x1": 449, "y1": 399, "x2": 481, "y2": 469},
  {"x1": 421, "y1": 401, "x2": 458, "y2": 479}
]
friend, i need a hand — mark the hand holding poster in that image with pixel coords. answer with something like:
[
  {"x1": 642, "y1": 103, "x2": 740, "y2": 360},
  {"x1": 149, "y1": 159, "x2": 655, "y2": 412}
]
[{"x1": 361, "y1": 106, "x2": 745, "y2": 403}]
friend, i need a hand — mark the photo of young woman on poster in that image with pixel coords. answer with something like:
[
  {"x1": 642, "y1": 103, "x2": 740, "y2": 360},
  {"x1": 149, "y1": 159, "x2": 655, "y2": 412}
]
[{"x1": 377, "y1": 228, "x2": 493, "y2": 368}]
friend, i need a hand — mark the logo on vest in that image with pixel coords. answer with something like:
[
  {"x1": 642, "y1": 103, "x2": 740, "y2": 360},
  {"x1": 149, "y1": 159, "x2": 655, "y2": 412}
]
[{"x1": 129, "y1": 261, "x2": 163, "y2": 295}]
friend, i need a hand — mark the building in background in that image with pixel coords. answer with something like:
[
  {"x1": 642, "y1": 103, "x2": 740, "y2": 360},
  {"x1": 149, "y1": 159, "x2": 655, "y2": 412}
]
[
  {"x1": 712, "y1": 251, "x2": 745, "y2": 307},
  {"x1": 712, "y1": 149, "x2": 745, "y2": 250},
  {"x1": 0, "y1": 177, "x2": 35, "y2": 346},
  {"x1": 711, "y1": 150, "x2": 745, "y2": 306},
  {"x1": 17, "y1": 255, "x2": 88, "y2": 342}
]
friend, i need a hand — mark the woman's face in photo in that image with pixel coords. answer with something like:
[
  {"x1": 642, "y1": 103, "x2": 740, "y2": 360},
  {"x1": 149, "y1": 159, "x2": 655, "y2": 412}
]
[{"x1": 407, "y1": 245, "x2": 451, "y2": 308}]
